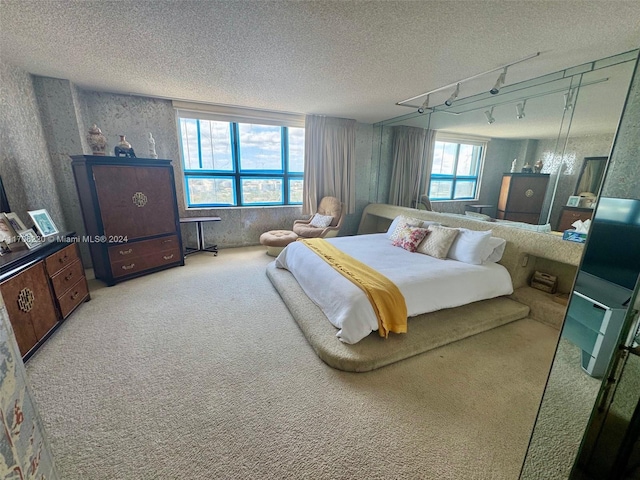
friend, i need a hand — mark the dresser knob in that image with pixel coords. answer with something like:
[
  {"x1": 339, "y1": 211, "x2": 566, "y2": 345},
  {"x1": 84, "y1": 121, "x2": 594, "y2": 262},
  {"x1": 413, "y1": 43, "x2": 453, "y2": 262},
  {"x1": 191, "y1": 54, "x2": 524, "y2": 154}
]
[
  {"x1": 119, "y1": 248, "x2": 133, "y2": 255},
  {"x1": 121, "y1": 264, "x2": 135, "y2": 270},
  {"x1": 163, "y1": 254, "x2": 174, "y2": 260}
]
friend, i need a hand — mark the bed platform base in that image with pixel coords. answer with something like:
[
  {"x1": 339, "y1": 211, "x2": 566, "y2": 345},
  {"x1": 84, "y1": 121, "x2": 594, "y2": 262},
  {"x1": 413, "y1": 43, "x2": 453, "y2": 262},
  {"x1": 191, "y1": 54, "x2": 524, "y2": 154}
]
[{"x1": 266, "y1": 262, "x2": 530, "y2": 372}]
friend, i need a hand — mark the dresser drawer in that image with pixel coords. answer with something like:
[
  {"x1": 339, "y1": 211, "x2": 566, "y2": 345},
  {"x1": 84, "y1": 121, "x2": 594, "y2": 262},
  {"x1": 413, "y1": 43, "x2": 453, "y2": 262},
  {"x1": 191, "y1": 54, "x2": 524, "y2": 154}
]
[
  {"x1": 57, "y1": 277, "x2": 89, "y2": 318},
  {"x1": 45, "y1": 243, "x2": 80, "y2": 276},
  {"x1": 50, "y1": 258, "x2": 85, "y2": 297},
  {"x1": 107, "y1": 235, "x2": 179, "y2": 264},
  {"x1": 111, "y1": 246, "x2": 181, "y2": 278}
]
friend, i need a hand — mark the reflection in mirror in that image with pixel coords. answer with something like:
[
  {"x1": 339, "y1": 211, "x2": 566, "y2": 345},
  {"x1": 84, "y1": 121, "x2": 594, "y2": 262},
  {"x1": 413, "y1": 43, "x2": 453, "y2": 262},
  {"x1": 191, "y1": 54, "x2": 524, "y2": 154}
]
[
  {"x1": 521, "y1": 50, "x2": 640, "y2": 479},
  {"x1": 575, "y1": 157, "x2": 607, "y2": 199},
  {"x1": 373, "y1": 49, "x2": 639, "y2": 479}
]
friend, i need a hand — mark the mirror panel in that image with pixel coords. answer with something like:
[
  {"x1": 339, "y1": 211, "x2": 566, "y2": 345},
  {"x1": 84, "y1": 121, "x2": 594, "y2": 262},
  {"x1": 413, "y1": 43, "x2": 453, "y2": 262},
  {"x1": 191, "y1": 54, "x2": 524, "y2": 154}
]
[{"x1": 372, "y1": 49, "x2": 639, "y2": 479}]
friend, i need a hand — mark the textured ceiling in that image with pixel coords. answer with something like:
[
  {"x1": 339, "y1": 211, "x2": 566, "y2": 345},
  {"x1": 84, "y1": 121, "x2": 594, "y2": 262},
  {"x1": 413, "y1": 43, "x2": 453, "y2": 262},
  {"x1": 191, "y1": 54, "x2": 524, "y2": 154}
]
[{"x1": 1, "y1": 0, "x2": 640, "y2": 126}]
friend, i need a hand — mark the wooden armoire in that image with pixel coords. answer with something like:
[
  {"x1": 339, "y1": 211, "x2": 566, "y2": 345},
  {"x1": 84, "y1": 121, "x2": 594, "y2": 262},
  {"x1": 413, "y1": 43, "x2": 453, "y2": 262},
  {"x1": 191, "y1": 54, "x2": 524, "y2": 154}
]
[
  {"x1": 496, "y1": 173, "x2": 550, "y2": 224},
  {"x1": 71, "y1": 155, "x2": 184, "y2": 286}
]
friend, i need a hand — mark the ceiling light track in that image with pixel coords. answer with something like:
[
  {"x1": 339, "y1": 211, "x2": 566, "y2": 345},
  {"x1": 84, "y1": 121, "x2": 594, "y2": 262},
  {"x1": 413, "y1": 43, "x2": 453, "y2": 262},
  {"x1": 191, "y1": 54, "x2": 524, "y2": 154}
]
[{"x1": 396, "y1": 52, "x2": 541, "y2": 112}]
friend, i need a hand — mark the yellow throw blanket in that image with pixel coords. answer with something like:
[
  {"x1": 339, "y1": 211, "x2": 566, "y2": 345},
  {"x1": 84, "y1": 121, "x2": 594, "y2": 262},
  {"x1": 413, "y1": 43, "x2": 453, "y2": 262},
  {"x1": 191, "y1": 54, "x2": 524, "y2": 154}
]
[{"x1": 300, "y1": 238, "x2": 407, "y2": 338}]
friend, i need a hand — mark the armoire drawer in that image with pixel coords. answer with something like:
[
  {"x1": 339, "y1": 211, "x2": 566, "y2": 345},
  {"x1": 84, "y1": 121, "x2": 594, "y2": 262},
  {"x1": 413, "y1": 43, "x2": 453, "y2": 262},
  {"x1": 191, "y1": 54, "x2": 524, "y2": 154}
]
[
  {"x1": 107, "y1": 235, "x2": 179, "y2": 264},
  {"x1": 111, "y1": 246, "x2": 182, "y2": 278}
]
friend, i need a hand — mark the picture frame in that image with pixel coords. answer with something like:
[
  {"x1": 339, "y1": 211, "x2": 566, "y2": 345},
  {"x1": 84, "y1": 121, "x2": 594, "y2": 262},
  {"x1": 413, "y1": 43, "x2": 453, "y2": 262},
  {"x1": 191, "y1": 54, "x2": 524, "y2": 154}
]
[
  {"x1": 28, "y1": 209, "x2": 59, "y2": 237},
  {"x1": 17, "y1": 228, "x2": 43, "y2": 250},
  {"x1": 0, "y1": 214, "x2": 18, "y2": 244},
  {"x1": 0, "y1": 240, "x2": 10, "y2": 255},
  {"x1": 567, "y1": 196, "x2": 581, "y2": 207},
  {"x1": 4, "y1": 212, "x2": 27, "y2": 234}
]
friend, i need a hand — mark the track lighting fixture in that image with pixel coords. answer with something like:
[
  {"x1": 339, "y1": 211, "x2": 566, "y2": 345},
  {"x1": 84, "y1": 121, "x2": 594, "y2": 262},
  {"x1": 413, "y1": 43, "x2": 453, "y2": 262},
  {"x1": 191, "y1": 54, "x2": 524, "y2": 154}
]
[
  {"x1": 417, "y1": 95, "x2": 430, "y2": 114},
  {"x1": 516, "y1": 100, "x2": 527, "y2": 119},
  {"x1": 484, "y1": 106, "x2": 495, "y2": 124},
  {"x1": 444, "y1": 83, "x2": 460, "y2": 107},
  {"x1": 396, "y1": 52, "x2": 540, "y2": 110},
  {"x1": 490, "y1": 67, "x2": 508, "y2": 95},
  {"x1": 564, "y1": 88, "x2": 575, "y2": 110}
]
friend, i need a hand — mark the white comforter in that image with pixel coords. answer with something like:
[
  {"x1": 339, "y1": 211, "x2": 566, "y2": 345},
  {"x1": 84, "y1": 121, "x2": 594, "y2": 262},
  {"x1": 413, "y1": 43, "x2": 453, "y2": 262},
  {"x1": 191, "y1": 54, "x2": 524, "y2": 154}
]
[{"x1": 275, "y1": 234, "x2": 513, "y2": 344}]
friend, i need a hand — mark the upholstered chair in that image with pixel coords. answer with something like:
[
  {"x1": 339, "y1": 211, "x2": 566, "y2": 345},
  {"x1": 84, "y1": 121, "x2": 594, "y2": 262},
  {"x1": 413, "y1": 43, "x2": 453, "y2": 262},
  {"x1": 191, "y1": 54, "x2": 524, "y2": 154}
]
[{"x1": 293, "y1": 196, "x2": 345, "y2": 238}]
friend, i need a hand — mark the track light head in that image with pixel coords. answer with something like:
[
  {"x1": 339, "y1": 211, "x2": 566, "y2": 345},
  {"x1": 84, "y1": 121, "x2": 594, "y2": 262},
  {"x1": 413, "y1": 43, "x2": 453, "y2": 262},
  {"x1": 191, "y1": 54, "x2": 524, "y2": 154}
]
[
  {"x1": 564, "y1": 89, "x2": 574, "y2": 111},
  {"x1": 484, "y1": 106, "x2": 495, "y2": 124},
  {"x1": 516, "y1": 99, "x2": 527, "y2": 119},
  {"x1": 444, "y1": 83, "x2": 460, "y2": 107},
  {"x1": 417, "y1": 95, "x2": 430, "y2": 114},
  {"x1": 490, "y1": 67, "x2": 508, "y2": 95}
]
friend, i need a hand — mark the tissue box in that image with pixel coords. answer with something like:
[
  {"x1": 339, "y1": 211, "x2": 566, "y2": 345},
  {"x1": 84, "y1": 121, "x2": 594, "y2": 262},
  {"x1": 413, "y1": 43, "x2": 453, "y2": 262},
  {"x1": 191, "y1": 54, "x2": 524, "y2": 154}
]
[{"x1": 563, "y1": 229, "x2": 587, "y2": 243}]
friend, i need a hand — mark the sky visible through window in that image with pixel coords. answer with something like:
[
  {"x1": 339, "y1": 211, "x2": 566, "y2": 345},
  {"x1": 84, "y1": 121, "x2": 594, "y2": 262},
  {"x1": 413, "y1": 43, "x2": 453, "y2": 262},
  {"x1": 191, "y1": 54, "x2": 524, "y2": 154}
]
[{"x1": 180, "y1": 118, "x2": 304, "y2": 206}]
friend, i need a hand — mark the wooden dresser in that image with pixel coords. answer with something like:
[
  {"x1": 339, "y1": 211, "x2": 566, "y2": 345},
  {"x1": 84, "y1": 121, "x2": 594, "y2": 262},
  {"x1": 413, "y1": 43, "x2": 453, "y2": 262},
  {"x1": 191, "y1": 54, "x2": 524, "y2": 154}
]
[
  {"x1": 71, "y1": 155, "x2": 184, "y2": 286},
  {"x1": 497, "y1": 173, "x2": 550, "y2": 224},
  {"x1": 557, "y1": 206, "x2": 594, "y2": 232},
  {"x1": 0, "y1": 236, "x2": 89, "y2": 360}
]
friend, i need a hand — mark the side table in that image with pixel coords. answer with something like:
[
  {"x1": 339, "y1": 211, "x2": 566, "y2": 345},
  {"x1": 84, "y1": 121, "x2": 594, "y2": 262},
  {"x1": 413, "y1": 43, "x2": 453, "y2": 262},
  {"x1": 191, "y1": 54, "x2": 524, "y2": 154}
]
[{"x1": 179, "y1": 217, "x2": 221, "y2": 256}]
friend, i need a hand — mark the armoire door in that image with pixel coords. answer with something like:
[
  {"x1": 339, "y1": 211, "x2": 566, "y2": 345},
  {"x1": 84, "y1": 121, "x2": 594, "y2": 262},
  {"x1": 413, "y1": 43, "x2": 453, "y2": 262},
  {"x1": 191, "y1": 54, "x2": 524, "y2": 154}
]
[{"x1": 93, "y1": 165, "x2": 177, "y2": 240}]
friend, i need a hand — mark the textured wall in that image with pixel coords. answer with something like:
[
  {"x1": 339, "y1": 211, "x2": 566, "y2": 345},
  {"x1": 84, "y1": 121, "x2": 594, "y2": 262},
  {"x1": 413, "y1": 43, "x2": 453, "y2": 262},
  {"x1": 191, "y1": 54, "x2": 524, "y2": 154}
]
[
  {"x1": 32, "y1": 77, "x2": 91, "y2": 264},
  {"x1": 0, "y1": 62, "x2": 64, "y2": 232},
  {"x1": 535, "y1": 133, "x2": 615, "y2": 229},
  {"x1": 0, "y1": 296, "x2": 59, "y2": 479},
  {"x1": 603, "y1": 58, "x2": 640, "y2": 199}
]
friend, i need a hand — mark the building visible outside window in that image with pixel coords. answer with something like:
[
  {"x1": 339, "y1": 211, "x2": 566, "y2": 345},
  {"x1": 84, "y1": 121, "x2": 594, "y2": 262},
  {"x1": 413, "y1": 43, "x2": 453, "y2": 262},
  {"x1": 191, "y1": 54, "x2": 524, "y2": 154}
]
[
  {"x1": 428, "y1": 138, "x2": 486, "y2": 201},
  {"x1": 178, "y1": 117, "x2": 304, "y2": 207}
]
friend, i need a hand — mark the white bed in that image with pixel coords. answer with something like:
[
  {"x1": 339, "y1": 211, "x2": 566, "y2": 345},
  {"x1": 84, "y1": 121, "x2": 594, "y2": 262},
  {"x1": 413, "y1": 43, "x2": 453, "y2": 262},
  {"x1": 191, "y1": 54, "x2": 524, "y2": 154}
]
[{"x1": 275, "y1": 233, "x2": 514, "y2": 344}]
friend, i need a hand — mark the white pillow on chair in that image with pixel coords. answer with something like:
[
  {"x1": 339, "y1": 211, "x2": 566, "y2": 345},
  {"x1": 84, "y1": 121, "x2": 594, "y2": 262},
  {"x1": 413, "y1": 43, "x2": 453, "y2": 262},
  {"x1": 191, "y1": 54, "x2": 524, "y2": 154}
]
[{"x1": 309, "y1": 213, "x2": 333, "y2": 228}]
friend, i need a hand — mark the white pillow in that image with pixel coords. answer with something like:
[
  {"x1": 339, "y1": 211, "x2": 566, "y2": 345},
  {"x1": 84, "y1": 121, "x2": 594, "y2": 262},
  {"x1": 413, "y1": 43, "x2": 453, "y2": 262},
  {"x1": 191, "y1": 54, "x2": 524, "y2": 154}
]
[
  {"x1": 483, "y1": 237, "x2": 507, "y2": 263},
  {"x1": 309, "y1": 213, "x2": 333, "y2": 228},
  {"x1": 447, "y1": 228, "x2": 493, "y2": 265}
]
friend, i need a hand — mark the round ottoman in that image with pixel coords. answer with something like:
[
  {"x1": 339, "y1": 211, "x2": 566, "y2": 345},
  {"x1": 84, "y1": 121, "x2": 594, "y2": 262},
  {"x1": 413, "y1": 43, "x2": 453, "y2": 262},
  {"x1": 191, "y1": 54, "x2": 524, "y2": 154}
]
[{"x1": 259, "y1": 230, "x2": 299, "y2": 257}]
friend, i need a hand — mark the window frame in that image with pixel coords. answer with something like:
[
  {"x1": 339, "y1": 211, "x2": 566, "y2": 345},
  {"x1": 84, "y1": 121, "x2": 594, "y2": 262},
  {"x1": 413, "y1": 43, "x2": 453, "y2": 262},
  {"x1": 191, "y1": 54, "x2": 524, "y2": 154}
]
[
  {"x1": 427, "y1": 135, "x2": 487, "y2": 202},
  {"x1": 176, "y1": 109, "x2": 304, "y2": 208}
]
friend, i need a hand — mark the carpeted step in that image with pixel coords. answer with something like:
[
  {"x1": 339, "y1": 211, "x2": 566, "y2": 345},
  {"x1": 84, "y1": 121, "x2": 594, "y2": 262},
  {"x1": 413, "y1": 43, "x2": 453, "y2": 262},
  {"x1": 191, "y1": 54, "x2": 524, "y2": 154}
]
[{"x1": 266, "y1": 262, "x2": 530, "y2": 372}]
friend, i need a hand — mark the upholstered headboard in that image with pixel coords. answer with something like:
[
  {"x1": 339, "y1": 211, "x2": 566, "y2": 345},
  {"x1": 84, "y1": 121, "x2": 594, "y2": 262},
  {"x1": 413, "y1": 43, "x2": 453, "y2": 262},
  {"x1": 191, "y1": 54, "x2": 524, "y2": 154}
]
[{"x1": 357, "y1": 203, "x2": 584, "y2": 290}]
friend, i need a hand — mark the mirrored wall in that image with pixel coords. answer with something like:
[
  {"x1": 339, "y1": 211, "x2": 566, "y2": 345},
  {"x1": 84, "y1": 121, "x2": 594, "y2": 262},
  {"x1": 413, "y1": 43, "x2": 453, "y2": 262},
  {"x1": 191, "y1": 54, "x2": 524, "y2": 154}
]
[
  {"x1": 371, "y1": 49, "x2": 640, "y2": 479},
  {"x1": 371, "y1": 50, "x2": 637, "y2": 232}
]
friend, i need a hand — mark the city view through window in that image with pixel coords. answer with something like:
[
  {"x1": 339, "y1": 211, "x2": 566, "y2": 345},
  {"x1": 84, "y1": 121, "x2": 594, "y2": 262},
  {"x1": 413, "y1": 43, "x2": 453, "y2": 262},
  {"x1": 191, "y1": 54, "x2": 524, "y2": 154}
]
[{"x1": 180, "y1": 118, "x2": 304, "y2": 206}]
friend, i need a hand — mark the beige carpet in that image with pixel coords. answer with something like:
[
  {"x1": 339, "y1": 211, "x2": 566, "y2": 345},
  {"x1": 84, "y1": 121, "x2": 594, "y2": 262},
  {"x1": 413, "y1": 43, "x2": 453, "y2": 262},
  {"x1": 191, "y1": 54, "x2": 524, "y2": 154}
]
[{"x1": 25, "y1": 246, "x2": 559, "y2": 480}]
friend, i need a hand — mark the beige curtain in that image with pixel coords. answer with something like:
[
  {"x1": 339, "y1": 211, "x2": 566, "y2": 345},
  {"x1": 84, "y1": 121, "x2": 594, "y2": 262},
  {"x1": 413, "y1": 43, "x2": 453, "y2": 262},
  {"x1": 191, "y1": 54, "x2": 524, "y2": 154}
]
[
  {"x1": 388, "y1": 126, "x2": 435, "y2": 207},
  {"x1": 302, "y1": 115, "x2": 356, "y2": 214}
]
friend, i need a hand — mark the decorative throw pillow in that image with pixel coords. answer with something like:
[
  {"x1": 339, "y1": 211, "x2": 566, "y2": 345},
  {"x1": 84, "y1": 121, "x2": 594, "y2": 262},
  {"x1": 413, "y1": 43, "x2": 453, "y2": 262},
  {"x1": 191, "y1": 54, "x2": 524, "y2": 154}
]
[
  {"x1": 391, "y1": 226, "x2": 430, "y2": 252},
  {"x1": 483, "y1": 237, "x2": 507, "y2": 263},
  {"x1": 309, "y1": 213, "x2": 333, "y2": 228},
  {"x1": 386, "y1": 215, "x2": 423, "y2": 239},
  {"x1": 416, "y1": 225, "x2": 459, "y2": 259},
  {"x1": 447, "y1": 228, "x2": 493, "y2": 265}
]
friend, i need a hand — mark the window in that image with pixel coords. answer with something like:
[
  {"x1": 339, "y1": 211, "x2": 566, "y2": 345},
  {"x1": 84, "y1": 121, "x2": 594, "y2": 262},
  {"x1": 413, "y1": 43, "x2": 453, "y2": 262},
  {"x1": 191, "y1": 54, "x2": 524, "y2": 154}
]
[
  {"x1": 178, "y1": 117, "x2": 304, "y2": 207},
  {"x1": 428, "y1": 138, "x2": 485, "y2": 201}
]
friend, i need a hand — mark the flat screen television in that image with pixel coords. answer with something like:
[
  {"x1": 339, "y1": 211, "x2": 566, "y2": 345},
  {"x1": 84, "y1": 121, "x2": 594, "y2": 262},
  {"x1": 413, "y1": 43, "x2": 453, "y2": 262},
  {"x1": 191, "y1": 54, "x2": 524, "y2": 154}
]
[{"x1": 580, "y1": 197, "x2": 640, "y2": 292}]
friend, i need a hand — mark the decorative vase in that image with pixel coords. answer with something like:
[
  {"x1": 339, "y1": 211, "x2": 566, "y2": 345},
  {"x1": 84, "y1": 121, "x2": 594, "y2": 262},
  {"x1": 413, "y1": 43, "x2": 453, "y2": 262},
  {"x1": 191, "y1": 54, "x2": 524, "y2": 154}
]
[
  {"x1": 118, "y1": 135, "x2": 131, "y2": 149},
  {"x1": 87, "y1": 124, "x2": 107, "y2": 155},
  {"x1": 114, "y1": 135, "x2": 136, "y2": 158}
]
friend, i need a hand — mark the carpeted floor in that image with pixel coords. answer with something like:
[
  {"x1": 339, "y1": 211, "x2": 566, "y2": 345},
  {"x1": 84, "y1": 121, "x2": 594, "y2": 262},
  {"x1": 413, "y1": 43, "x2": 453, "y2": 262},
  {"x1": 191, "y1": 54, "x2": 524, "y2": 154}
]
[{"x1": 25, "y1": 246, "x2": 560, "y2": 480}]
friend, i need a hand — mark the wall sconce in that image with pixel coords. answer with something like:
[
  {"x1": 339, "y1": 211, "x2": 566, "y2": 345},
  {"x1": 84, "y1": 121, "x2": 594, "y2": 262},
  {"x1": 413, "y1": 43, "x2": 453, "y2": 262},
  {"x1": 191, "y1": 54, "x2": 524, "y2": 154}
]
[
  {"x1": 490, "y1": 67, "x2": 508, "y2": 95},
  {"x1": 444, "y1": 83, "x2": 460, "y2": 107},
  {"x1": 516, "y1": 100, "x2": 527, "y2": 119},
  {"x1": 484, "y1": 106, "x2": 495, "y2": 124}
]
